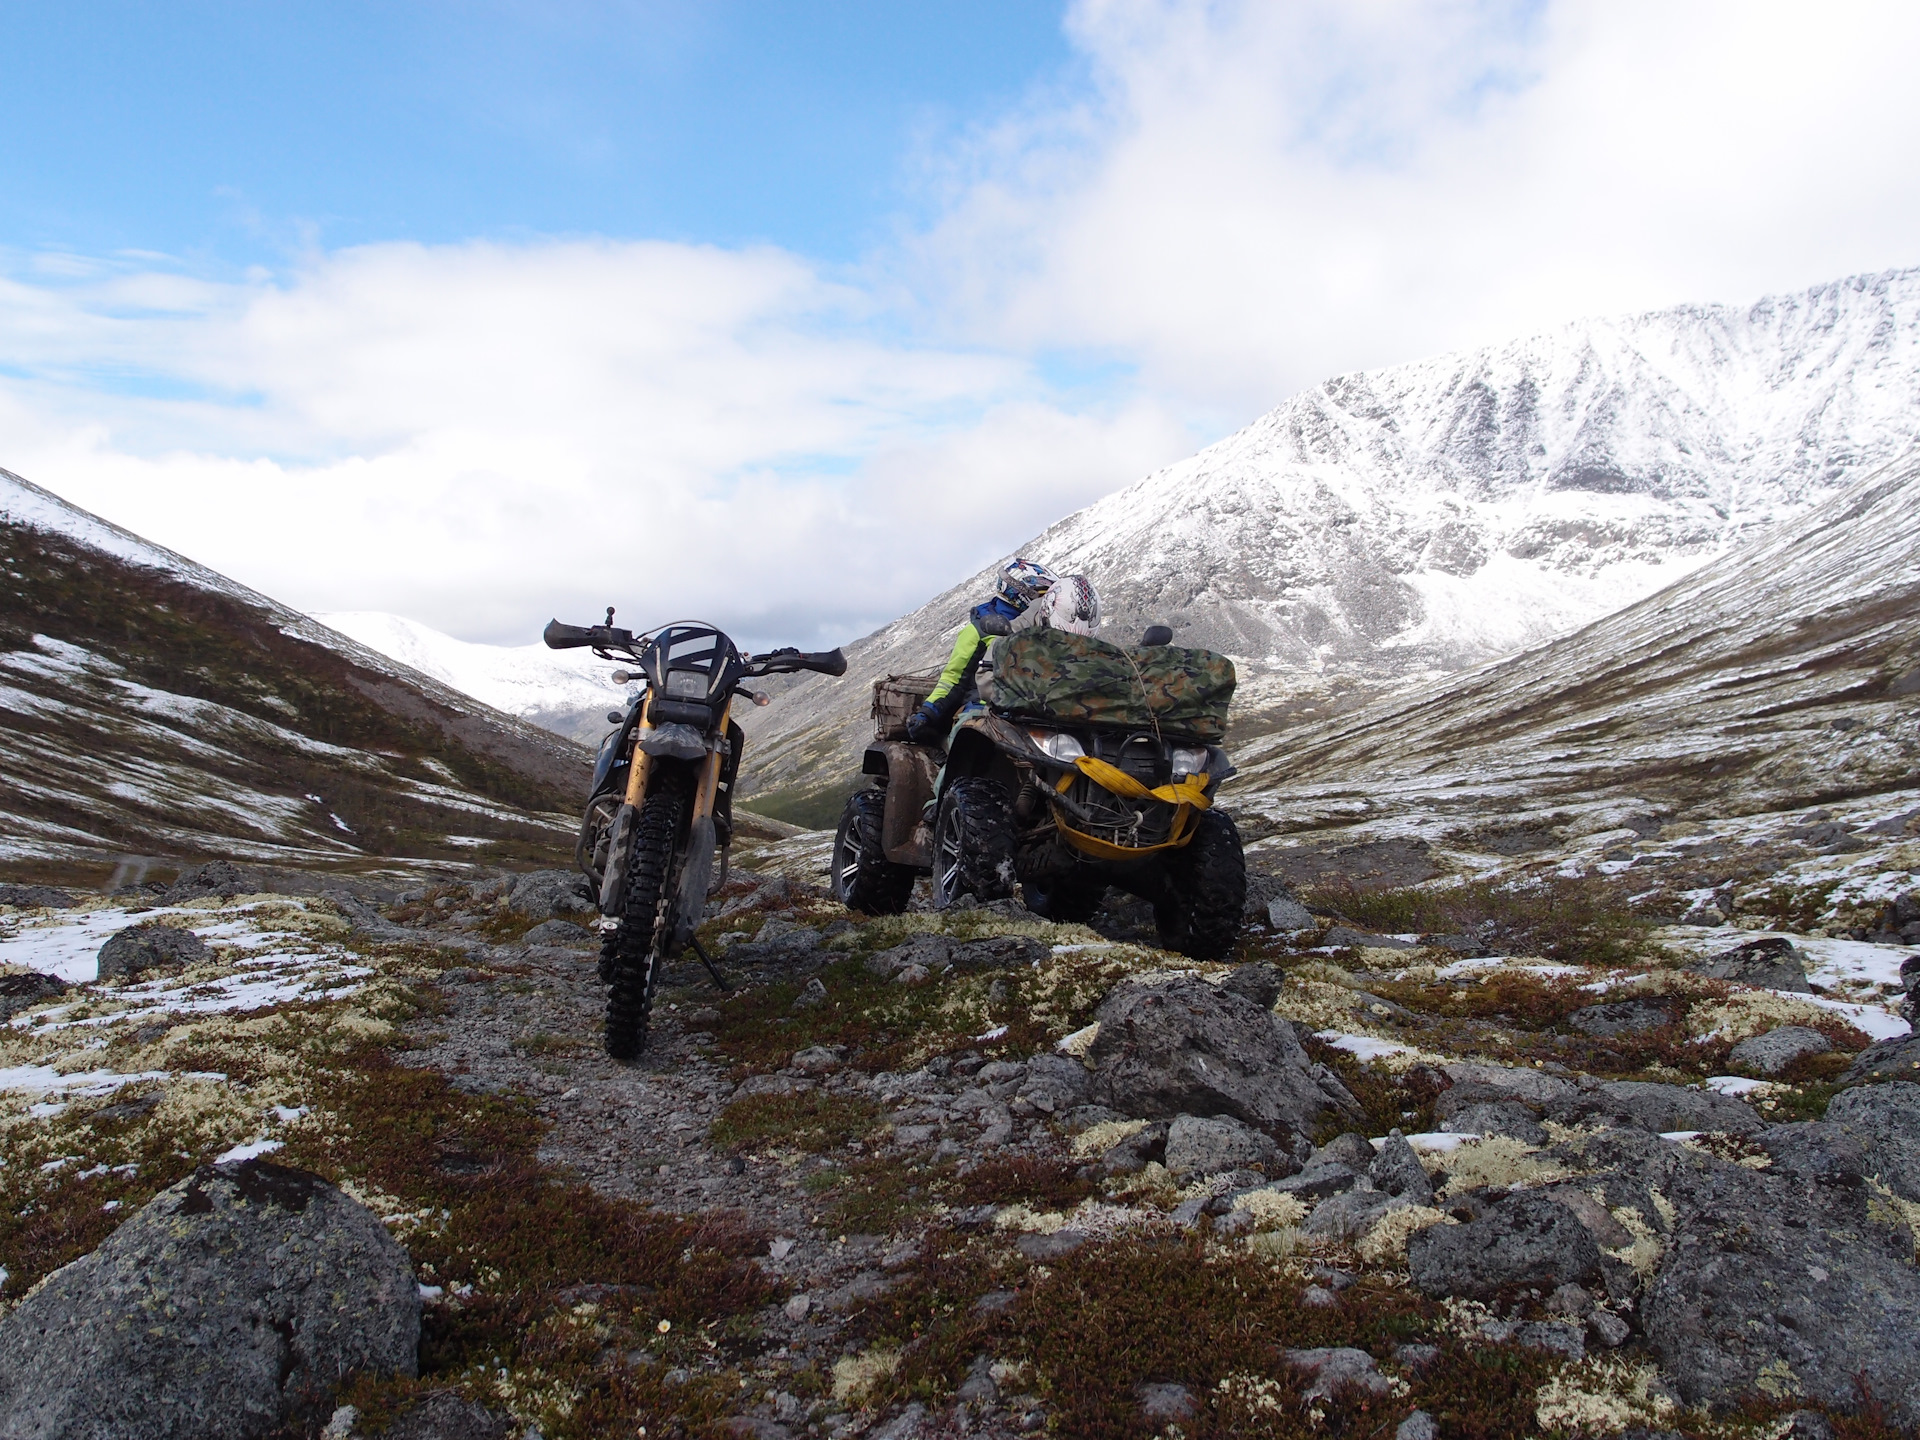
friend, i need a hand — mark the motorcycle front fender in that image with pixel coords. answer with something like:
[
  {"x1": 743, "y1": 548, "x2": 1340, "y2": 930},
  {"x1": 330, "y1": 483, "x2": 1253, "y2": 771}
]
[{"x1": 597, "y1": 802, "x2": 638, "y2": 915}]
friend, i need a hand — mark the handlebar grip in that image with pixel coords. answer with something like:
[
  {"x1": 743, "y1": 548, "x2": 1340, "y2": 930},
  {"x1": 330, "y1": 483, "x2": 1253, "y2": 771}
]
[
  {"x1": 543, "y1": 619, "x2": 597, "y2": 650},
  {"x1": 801, "y1": 648, "x2": 848, "y2": 677}
]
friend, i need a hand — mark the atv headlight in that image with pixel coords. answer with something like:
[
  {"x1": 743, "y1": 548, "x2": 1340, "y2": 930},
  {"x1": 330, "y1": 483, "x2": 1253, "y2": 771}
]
[
  {"x1": 1170, "y1": 746, "x2": 1209, "y2": 780},
  {"x1": 1027, "y1": 729, "x2": 1086, "y2": 763},
  {"x1": 665, "y1": 668, "x2": 708, "y2": 700}
]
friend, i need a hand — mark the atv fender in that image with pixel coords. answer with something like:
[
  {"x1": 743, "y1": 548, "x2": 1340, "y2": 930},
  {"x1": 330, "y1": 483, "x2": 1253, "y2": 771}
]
[{"x1": 871, "y1": 741, "x2": 940, "y2": 867}]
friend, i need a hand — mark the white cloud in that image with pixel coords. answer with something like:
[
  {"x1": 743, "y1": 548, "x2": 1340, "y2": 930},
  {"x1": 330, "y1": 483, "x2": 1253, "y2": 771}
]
[{"x1": 5, "y1": 0, "x2": 1920, "y2": 652}]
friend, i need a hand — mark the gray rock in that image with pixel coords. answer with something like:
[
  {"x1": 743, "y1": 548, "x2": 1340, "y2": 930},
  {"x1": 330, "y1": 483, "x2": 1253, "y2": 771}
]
[
  {"x1": 1643, "y1": 1164, "x2": 1920, "y2": 1426},
  {"x1": 866, "y1": 1405, "x2": 928, "y2": 1440},
  {"x1": 1282, "y1": 1347, "x2": 1392, "y2": 1402},
  {"x1": 1758, "y1": 1121, "x2": 1871, "y2": 1187},
  {"x1": 1164, "y1": 1113, "x2": 1283, "y2": 1179},
  {"x1": 1545, "y1": 1282, "x2": 1595, "y2": 1316},
  {"x1": 1302, "y1": 1189, "x2": 1406, "y2": 1242},
  {"x1": 1550, "y1": 1080, "x2": 1761, "y2": 1135},
  {"x1": 1016, "y1": 1053, "x2": 1092, "y2": 1116},
  {"x1": 1441, "y1": 1062, "x2": 1576, "y2": 1109},
  {"x1": 1274, "y1": 1162, "x2": 1361, "y2": 1200},
  {"x1": 957, "y1": 1355, "x2": 998, "y2": 1406},
  {"x1": 1441, "y1": 1100, "x2": 1548, "y2": 1146},
  {"x1": 0, "y1": 884, "x2": 76, "y2": 909},
  {"x1": 164, "y1": 860, "x2": 265, "y2": 902},
  {"x1": 1841, "y1": 1032, "x2": 1920, "y2": 1086},
  {"x1": 1312, "y1": 1132, "x2": 1377, "y2": 1170},
  {"x1": 1088, "y1": 976, "x2": 1359, "y2": 1147},
  {"x1": 520, "y1": 918, "x2": 593, "y2": 948},
  {"x1": 1588, "y1": 1311, "x2": 1631, "y2": 1349},
  {"x1": 1218, "y1": 961, "x2": 1285, "y2": 1011},
  {"x1": 506, "y1": 869, "x2": 596, "y2": 917},
  {"x1": 1266, "y1": 894, "x2": 1316, "y2": 933},
  {"x1": 865, "y1": 934, "x2": 950, "y2": 977},
  {"x1": 1408, "y1": 1192, "x2": 1602, "y2": 1299},
  {"x1": 1015, "y1": 1230, "x2": 1087, "y2": 1261},
  {"x1": 1728, "y1": 1025, "x2": 1832, "y2": 1076},
  {"x1": 1567, "y1": 998, "x2": 1676, "y2": 1037},
  {"x1": 380, "y1": 1391, "x2": 513, "y2": 1440},
  {"x1": 1823, "y1": 1081, "x2": 1920, "y2": 1201},
  {"x1": 0, "y1": 970, "x2": 69, "y2": 1020},
  {"x1": 1482, "y1": 1319, "x2": 1585, "y2": 1360},
  {"x1": 96, "y1": 923, "x2": 209, "y2": 980},
  {"x1": 1782, "y1": 1412, "x2": 1836, "y2": 1440},
  {"x1": 1369, "y1": 1132, "x2": 1434, "y2": 1205},
  {"x1": 1396, "y1": 1411, "x2": 1437, "y2": 1440},
  {"x1": 1136, "y1": 1382, "x2": 1197, "y2": 1423},
  {"x1": 0, "y1": 1159, "x2": 418, "y2": 1439},
  {"x1": 791, "y1": 1045, "x2": 844, "y2": 1074},
  {"x1": 1685, "y1": 936, "x2": 1812, "y2": 993},
  {"x1": 790, "y1": 978, "x2": 828, "y2": 1011},
  {"x1": 948, "y1": 935, "x2": 1049, "y2": 970},
  {"x1": 1323, "y1": 926, "x2": 1415, "y2": 950},
  {"x1": 720, "y1": 1418, "x2": 795, "y2": 1440}
]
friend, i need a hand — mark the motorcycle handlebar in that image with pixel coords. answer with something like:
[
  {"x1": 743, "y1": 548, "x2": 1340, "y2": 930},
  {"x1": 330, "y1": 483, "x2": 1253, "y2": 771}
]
[
  {"x1": 753, "y1": 647, "x2": 847, "y2": 677},
  {"x1": 543, "y1": 618, "x2": 635, "y2": 651}
]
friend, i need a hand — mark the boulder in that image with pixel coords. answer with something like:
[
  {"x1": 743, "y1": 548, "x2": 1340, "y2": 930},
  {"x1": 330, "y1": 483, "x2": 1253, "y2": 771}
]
[
  {"x1": 0, "y1": 884, "x2": 76, "y2": 909},
  {"x1": 1266, "y1": 894, "x2": 1316, "y2": 934},
  {"x1": 164, "y1": 860, "x2": 266, "y2": 902},
  {"x1": 1841, "y1": 1032, "x2": 1920, "y2": 1086},
  {"x1": 1302, "y1": 1190, "x2": 1407, "y2": 1242},
  {"x1": 1282, "y1": 1347, "x2": 1392, "y2": 1402},
  {"x1": 0, "y1": 1159, "x2": 418, "y2": 1439},
  {"x1": 1407, "y1": 1192, "x2": 1602, "y2": 1299},
  {"x1": 505, "y1": 869, "x2": 596, "y2": 917},
  {"x1": 521, "y1": 918, "x2": 594, "y2": 948},
  {"x1": 1369, "y1": 1131, "x2": 1435, "y2": 1206},
  {"x1": 1312, "y1": 1132, "x2": 1378, "y2": 1170},
  {"x1": 1015, "y1": 1054, "x2": 1092, "y2": 1116},
  {"x1": 1441, "y1": 1101, "x2": 1548, "y2": 1146},
  {"x1": 1441, "y1": 1062, "x2": 1575, "y2": 1109},
  {"x1": 1728, "y1": 1025, "x2": 1831, "y2": 1076},
  {"x1": 1684, "y1": 936, "x2": 1811, "y2": 993},
  {"x1": 948, "y1": 935, "x2": 1049, "y2": 970},
  {"x1": 1164, "y1": 1114, "x2": 1283, "y2": 1179},
  {"x1": 1567, "y1": 998, "x2": 1676, "y2": 1037},
  {"x1": 1642, "y1": 1165, "x2": 1920, "y2": 1426},
  {"x1": 1087, "y1": 976, "x2": 1359, "y2": 1147},
  {"x1": 1272, "y1": 1162, "x2": 1361, "y2": 1200},
  {"x1": 96, "y1": 923, "x2": 209, "y2": 980},
  {"x1": 1549, "y1": 1080, "x2": 1761, "y2": 1135},
  {"x1": 866, "y1": 934, "x2": 949, "y2": 977},
  {"x1": 1823, "y1": 1081, "x2": 1920, "y2": 1201},
  {"x1": 0, "y1": 970, "x2": 69, "y2": 1021},
  {"x1": 1323, "y1": 926, "x2": 1415, "y2": 950},
  {"x1": 1217, "y1": 961, "x2": 1285, "y2": 1011},
  {"x1": 370, "y1": 1391, "x2": 513, "y2": 1440}
]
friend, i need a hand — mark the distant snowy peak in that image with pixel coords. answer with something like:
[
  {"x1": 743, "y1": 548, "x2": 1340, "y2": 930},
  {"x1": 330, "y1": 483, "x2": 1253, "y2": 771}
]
[
  {"x1": 315, "y1": 611, "x2": 625, "y2": 728},
  {"x1": 1015, "y1": 266, "x2": 1920, "y2": 670}
]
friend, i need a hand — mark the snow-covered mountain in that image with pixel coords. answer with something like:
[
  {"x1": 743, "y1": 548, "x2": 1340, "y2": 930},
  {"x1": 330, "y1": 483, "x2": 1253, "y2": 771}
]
[
  {"x1": 315, "y1": 611, "x2": 628, "y2": 746},
  {"x1": 733, "y1": 267, "x2": 1920, "y2": 824}
]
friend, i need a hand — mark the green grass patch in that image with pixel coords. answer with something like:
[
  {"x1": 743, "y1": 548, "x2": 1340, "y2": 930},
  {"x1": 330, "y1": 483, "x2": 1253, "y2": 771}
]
[
  {"x1": 1303, "y1": 874, "x2": 1655, "y2": 966},
  {"x1": 709, "y1": 1090, "x2": 886, "y2": 1153}
]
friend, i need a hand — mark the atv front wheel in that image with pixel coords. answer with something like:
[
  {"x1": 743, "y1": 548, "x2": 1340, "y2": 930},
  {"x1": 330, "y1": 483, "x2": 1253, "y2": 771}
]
[
  {"x1": 605, "y1": 769, "x2": 692, "y2": 1060},
  {"x1": 932, "y1": 777, "x2": 1015, "y2": 907},
  {"x1": 832, "y1": 787, "x2": 915, "y2": 915},
  {"x1": 1154, "y1": 808, "x2": 1247, "y2": 961}
]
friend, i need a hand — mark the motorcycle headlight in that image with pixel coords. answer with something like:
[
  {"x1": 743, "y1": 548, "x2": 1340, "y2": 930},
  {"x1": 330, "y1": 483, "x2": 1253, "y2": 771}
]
[
  {"x1": 1170, "y1": 746, "x2": 1209, "y2": 779},
  {"x1": 665, "y1": 668, "x2": 708, "y2": 700},
  {"x1": 1027, "y1": 729, "x2": 1086, "y2": 763}
]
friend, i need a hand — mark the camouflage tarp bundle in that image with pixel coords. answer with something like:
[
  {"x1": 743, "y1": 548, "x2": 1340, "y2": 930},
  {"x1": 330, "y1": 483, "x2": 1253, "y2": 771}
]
[{"x1": 978, "y1": 628, "x2": 1236, "y2": 742}]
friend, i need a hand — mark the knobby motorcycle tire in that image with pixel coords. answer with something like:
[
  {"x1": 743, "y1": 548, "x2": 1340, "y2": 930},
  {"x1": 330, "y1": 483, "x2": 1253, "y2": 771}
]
[
  {"x1": 833, "y1": 787, "x2": 915, "y2": 915},
  {"x1": 1155, "y1": 807, "x2": 1247, "y2": 961},
  {"x1": 933, "y1": 777, "x2": 1016, "y2": 907},
  {"x1": 605, "y1": 768, "x2": 693, "y2": 1061}
]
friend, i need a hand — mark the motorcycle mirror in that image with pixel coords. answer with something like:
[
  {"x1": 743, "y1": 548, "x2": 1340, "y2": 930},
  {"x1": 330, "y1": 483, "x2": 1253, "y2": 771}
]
[
  {"x1": 610, "y1": 670, "x2": 630, "y2": 684},
  {"x1": 1141, "y1": 624, "x2": 1174, "y2": 646},
  {"x1": 606, "y1": 710, "x2": 624, "y2": 724},
  {"x1": 742, "y1": 689, "x2": 771, "y2": 707}
]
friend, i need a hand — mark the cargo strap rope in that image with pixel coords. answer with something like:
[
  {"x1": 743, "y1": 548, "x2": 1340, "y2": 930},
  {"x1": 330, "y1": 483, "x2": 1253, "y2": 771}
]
[{"x1": 1049, "y1": 755, "x2": 1211, "y2": 860}]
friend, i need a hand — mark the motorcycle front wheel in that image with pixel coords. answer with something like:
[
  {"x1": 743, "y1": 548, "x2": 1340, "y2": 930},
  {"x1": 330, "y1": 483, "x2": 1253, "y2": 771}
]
[
  {"x1": 832, "y1": 787, "x2": 915, "y2": 915},
  {"x1": 932, "y1": 777, "x2": 1015, "y2": 908},
  {"x1": 605, "y1": 768, "x2": 693, "y2": 1060}
]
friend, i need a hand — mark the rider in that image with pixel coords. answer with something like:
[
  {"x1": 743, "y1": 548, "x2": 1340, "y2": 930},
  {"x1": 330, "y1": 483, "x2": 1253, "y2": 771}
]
[{"x1": 904, "y1": 558, "x2": 1055, "y2": 745}]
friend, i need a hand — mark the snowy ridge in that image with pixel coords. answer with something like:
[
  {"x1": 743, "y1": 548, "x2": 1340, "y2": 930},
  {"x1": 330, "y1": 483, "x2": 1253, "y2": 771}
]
[{"x1": 733, "y1": 266, "x2": 1920, "y2": 815}]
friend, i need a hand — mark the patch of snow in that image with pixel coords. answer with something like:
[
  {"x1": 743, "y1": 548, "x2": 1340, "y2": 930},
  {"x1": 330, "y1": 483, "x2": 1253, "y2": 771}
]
[
  {"x1": 215, "y1": 1137, "x2": 285, "y2": 1163},
  {"x1": 1314, "y1": 1031, "x2": 1416, "y2": 1061},
  {"x1": 1704, "y1": 1076, "x2": 1772, "y2": 1095}
]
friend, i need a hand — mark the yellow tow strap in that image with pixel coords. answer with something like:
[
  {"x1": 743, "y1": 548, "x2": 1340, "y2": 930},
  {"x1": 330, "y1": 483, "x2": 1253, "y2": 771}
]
[{"x1": 1049, "y1": 755, "x2": 1210, "y2": 859}]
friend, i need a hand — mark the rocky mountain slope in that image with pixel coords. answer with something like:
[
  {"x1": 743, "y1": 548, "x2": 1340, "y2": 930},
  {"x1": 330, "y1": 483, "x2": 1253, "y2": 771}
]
[
  {"x1": 733, "y1": 267, "x2": 1920, "y2": 825},
  {"x1": 0, "y1": 467, "x2": 588, "y2": 884}
]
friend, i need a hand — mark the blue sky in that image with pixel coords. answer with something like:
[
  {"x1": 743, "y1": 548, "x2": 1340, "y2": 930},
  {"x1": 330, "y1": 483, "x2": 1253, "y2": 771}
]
[
  {"x1": 4, "y1": 1, "x2": 1072, "y2": 267},
  {"x1": 3, "y1": 2, "x2": 1917, "y2": 648}
]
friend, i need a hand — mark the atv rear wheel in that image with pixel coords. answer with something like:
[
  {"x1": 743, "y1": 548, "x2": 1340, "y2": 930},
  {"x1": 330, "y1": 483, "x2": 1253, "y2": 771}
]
[
  {"x1": 832, "y1": 787, "x2": 915, "y2": 915},
  {"x1": 932, "y1": 777, "x2": 1015, "y2": 907},
  {"x1": 605, "y1": 768, "x2": 692, "y2": 1060},
  {"x1": 1154, "y1": 808, "x2": 1246, "y2": 961},
  {"x1": 1023, "y1": 875, "x2": 1104, "y2": 923}
]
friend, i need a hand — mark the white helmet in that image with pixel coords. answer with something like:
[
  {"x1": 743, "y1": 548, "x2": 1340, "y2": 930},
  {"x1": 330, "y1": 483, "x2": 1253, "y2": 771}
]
[
  {"x1": 996, "y1": 557, "x2": 1056, "y2": 610},
  {"x1": 1027, "y1": 574, "x2": 1101, "y2": 635}
]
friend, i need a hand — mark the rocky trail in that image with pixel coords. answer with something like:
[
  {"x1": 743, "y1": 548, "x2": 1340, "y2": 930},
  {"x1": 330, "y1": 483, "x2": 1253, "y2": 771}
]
[{"x1": 0, "y1": 843, "x2": 1915, "y2": 1440}]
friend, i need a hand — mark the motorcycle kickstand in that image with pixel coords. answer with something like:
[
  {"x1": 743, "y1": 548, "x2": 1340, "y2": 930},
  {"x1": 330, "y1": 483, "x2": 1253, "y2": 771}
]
[{"x1": 689, "y1": 935, "x2": 731, "y2": 993}]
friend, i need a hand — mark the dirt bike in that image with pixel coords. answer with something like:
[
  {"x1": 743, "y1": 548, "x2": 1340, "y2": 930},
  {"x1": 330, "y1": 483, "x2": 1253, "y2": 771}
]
[
  {"x1": 832, "y1": 625, "x2": 1247, "y2": 960},
  {"x1": 544, "y1": 614, "x2": 846, "y2": 1059}
]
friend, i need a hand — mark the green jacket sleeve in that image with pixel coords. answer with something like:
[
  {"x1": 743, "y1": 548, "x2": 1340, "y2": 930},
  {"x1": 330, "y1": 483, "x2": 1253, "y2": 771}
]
[{"x1": 925, "y1": 622, "x2": 983, "y2": 703}]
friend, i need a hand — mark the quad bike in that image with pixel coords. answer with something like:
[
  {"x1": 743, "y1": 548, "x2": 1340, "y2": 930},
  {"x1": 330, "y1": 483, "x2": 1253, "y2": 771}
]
[
  {"x1": 831, "y1": 626, "x2": 1246, "y2": 960},
  {"x1": 544, "y1": 613, "x2": 846, "y2": 1059}
]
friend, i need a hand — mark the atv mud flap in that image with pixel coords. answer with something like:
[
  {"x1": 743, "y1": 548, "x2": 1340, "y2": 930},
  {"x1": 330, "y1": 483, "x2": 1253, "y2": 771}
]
[
  {"x1": 879, "y1": 741, "x2": 939, "y2": 868},
  {"x1": 598, "y1": 802, "x2": 638, "y2": 915}
]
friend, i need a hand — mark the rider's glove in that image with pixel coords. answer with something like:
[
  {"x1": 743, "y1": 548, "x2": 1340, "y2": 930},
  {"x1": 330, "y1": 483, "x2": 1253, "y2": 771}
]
[{"x1": 904, "y1": 703, "x2": 942, "y2": 745}]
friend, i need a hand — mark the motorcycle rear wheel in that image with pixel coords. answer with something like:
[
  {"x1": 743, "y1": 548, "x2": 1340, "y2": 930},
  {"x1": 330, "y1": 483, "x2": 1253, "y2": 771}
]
[
  {"x1": 832, "y1": 787, "x2": 915, "y2": 915},
  {"x1": 605, "y1": 769, "x2": 692, "y2": 1060}
]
